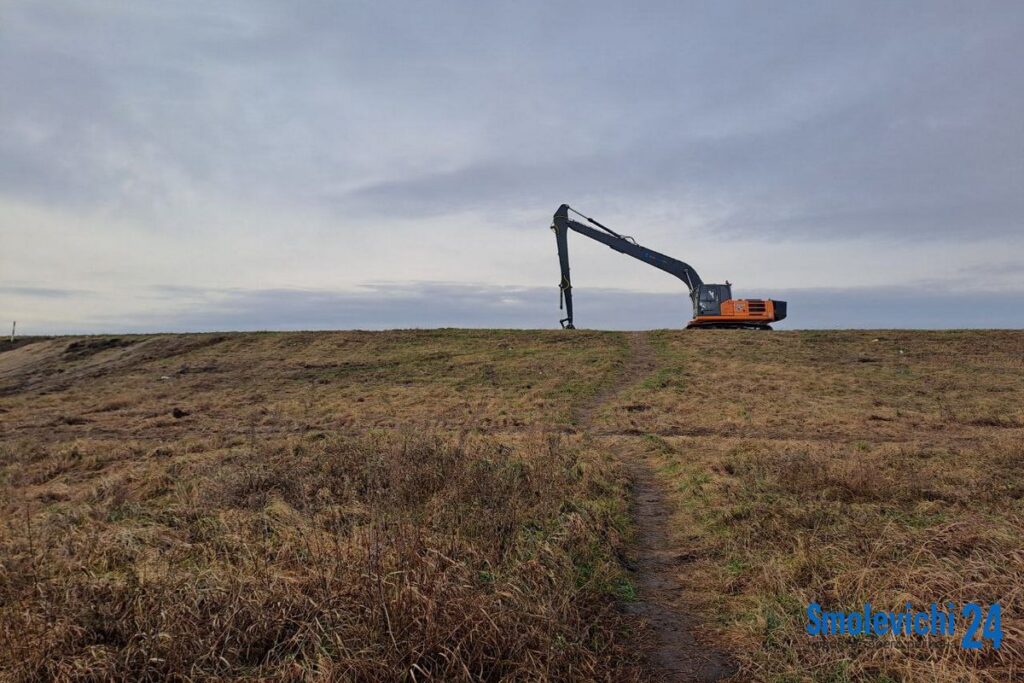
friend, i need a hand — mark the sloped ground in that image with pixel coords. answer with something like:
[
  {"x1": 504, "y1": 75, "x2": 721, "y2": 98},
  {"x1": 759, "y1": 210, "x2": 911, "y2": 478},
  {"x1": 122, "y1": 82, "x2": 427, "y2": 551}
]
[
  {"x1": 1, "y1": 329, "x2": 1022, "y2": 681},
  {"x1": 596, "y1": 330, "x2": 1024, "y2": 682},
  {"x1": 0, "y1": 331, "x2": 644, "y2": 681}
]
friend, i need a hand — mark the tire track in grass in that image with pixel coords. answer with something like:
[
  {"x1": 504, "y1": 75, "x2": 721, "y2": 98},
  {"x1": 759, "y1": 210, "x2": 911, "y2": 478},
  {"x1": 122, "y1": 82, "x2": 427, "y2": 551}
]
[{"x1": 579, "y1": 331, "x2": 737, "y2": 682}]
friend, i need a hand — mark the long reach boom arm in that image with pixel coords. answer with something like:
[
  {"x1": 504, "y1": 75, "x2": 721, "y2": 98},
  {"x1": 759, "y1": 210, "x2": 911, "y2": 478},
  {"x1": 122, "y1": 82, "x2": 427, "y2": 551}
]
[{"x1": 551, "y1": 204, "x2": 703, "y2": 329}]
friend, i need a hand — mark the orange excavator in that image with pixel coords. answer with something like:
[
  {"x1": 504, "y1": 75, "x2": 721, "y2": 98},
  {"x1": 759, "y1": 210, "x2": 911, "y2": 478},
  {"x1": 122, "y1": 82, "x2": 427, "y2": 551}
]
[{"x1": 551, "y1": 204, "x2": 787, "y2": 329}]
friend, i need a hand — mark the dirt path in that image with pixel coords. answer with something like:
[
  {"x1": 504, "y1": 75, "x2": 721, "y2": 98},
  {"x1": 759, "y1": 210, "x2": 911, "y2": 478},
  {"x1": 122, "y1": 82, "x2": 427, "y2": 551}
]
[{"x1": 581, "y1": 332, "x2": 737, "y2": 682}]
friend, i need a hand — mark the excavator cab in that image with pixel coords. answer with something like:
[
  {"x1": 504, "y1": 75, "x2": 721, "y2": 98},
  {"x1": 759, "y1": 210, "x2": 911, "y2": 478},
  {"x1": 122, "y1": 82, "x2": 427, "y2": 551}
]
[{"x1": 694, "y1": 283, "x2": 732, "y2": 316}]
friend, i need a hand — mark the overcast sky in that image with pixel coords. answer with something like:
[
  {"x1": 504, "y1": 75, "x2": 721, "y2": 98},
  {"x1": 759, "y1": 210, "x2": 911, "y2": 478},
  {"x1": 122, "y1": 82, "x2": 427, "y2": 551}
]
[{"x1": 2, "y1": 1, "x2": 1023, "y2": 333}]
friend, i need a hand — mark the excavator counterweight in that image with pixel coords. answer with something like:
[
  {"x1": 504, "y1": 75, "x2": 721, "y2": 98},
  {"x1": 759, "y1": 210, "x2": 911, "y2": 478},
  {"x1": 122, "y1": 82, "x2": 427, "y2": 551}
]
[{"x1": 550, "y1": 204, "x2": 787, "y2": 329}]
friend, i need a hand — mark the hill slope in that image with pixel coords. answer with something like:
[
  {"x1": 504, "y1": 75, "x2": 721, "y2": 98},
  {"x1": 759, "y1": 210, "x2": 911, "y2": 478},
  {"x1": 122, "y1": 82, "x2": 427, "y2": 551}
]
[{"x1": 1, "y1": 330, "x2": 1021, "y2": 681}]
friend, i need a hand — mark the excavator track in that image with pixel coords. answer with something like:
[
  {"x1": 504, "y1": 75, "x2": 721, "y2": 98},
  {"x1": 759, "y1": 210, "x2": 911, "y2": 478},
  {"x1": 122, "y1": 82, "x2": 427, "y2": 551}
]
[{"x1": 686, "y1": 322, "x2": 773, "y2": 330}]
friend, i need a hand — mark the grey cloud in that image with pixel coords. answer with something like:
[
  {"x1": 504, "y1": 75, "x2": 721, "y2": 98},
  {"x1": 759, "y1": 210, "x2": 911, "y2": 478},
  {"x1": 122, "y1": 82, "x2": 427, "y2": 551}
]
[
  {"x1": 910, "y1": 261, "x2": 1024, "y2": 292},
  {"x1": 27, "y1": 280, "x2": 1023, "y2": 335},
  {"x1": 0, "y1": 285, "x2": 84, "y2": 298},
  {"x1": 2, "y1": 1, "x2": 1022, "y2": 241},
  {"x1": 2, "y1": 1, "x2": 1023, "y2": 334}
]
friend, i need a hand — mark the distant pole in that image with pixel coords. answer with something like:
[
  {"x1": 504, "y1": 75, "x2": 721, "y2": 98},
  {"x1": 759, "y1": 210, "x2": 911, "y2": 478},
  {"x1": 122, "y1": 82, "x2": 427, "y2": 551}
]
[{"x1": 10, "y1": 321, "x2": 14, "y2": 343}]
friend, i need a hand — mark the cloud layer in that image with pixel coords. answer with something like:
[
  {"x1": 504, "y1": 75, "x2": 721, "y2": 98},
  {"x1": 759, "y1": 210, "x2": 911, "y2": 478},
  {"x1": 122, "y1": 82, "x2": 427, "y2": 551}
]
[
  {"x1": 8, "y1": 282, "x2": 1021, "y2": 335},
  {"x1": 2, "y1": 1, "x2": 1022, "y2": 332}
]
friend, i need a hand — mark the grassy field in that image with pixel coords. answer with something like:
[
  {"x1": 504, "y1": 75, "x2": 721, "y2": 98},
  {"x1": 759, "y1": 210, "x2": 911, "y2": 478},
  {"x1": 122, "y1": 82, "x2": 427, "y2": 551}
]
[
  {"x1": 1, "y1": 329, "x2": 1021, "y2": 681},
  {"x1": 599, "y1": 330, "x2": 1024, "y2": 681}
]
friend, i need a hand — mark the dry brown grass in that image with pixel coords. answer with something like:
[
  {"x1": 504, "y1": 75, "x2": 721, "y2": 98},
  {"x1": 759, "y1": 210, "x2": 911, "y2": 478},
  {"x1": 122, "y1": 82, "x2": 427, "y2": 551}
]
[
  {"x1": 1, "y1": 432, "x2": 640, "y2": 681},
  {"x1": 600, "y1": 330, "x2": 1024, "y2": 682},
  {"x1": 0, "y1": 331, "x2": 641, "y2": 682},
  {"x1": 3, "y1": 328, "x2": 1022, "y2": 681},
  {"x1": 0, "y1": 330, "x2": 627, "y2": 440}
]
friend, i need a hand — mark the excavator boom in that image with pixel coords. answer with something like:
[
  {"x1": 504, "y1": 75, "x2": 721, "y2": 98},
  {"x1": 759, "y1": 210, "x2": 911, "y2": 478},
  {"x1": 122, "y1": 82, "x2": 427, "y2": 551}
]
[{"x1": 550, "y1": 204, "x2": 786, "y2": 329}]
